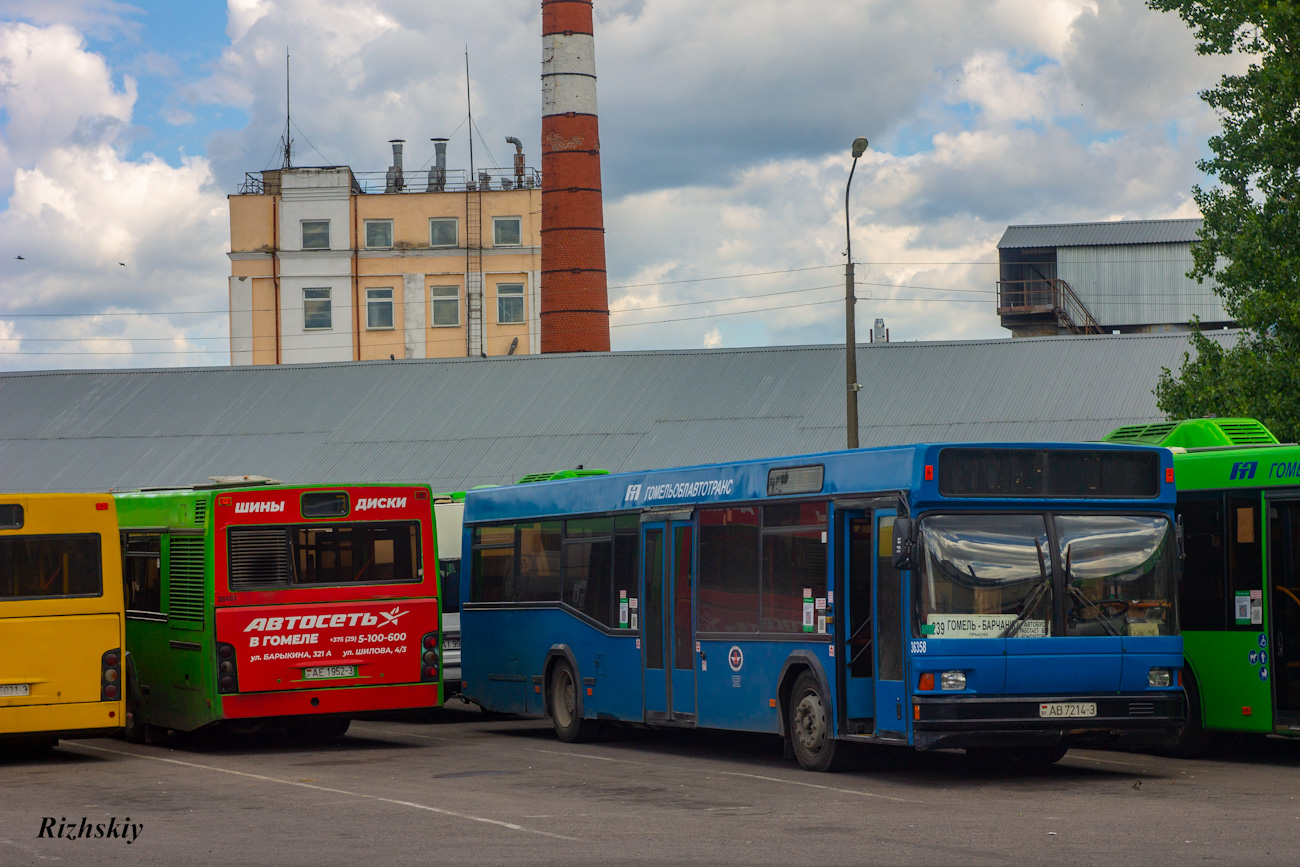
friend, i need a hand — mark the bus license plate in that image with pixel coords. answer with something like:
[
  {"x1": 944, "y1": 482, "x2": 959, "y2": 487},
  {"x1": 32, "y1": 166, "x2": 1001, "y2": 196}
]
[
  {"x1": 303, "y1": 666, "x2": 356, "y2": 681},
  {"x1": 443, "y1": 637, "x2": 460, "y2": 650},
  {"x1": 0, "y1": 684, "x2": 30, "y2": 697},
  {"x1": 1039, "y1": 702, "x2": 1096, "y2": 718}
]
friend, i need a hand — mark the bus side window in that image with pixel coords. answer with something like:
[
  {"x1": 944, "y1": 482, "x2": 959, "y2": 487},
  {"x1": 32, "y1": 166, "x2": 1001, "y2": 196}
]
[
  {"x1": 1226, "y1": 495, "x2": 1263, "y2": 629},
  {"x1": 123, "y1": 532, "x2": 163, "y2": 614},
  {"x1": 1177, "y1": 493, "x2": 1226, "y2": 630}
]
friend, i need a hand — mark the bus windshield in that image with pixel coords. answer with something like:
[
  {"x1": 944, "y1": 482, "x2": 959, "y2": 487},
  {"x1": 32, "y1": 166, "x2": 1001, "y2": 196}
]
[{"x1": 915, "y1": 513, "x2": 1177, "y2": 638}]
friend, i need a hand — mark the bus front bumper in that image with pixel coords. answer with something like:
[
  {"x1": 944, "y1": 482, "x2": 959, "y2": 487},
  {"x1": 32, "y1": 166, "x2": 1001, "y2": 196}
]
[{"x1": 911, "y1": 693, "x2": 1185, "y2": 751}]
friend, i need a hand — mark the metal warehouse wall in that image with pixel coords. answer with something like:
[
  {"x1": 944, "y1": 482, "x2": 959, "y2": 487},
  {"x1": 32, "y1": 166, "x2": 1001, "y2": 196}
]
[
  {"x1": 0, "y1": 333, "x2": 1235, "y2": 494},
  {"x1": 1057, "y1": 242, "x2": 1230, "y2": 328}
]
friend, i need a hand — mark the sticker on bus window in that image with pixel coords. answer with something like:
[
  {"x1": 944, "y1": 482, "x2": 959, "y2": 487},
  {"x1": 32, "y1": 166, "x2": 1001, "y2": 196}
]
[
  {"x1": 817, "y1": 615, "x2": 827, "y2": 635},
  {"x1": 619, "y1": 598, "x2": 629, "y2": 627},
  {"x1": 631, "y1": 613, "x2": 638, "y2": 630},
  {"x1": 1235, "y1": 592, "x2": 1251, "y2": 625}
]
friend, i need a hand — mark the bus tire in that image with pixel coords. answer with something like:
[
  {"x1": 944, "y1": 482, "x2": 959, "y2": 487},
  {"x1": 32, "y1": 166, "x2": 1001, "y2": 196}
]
[
  {"x1": 123, "y1": 682, "x2": 150, "y2": 744},
  {"x1": 1160, "y1": 667, "x2": 1216, "y2": 758},
  {"x1": 549, "y1": 661, "x2": 598, "y2": 743},
  {"x1": 788, "y1": 670, "x2": 846, "y2": 772}
]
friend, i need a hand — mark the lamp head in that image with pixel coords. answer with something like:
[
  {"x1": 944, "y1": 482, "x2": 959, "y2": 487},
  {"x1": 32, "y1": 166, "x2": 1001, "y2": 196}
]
[{"x1": 851, "y1": 137, "x2": 869, "y2": 159}]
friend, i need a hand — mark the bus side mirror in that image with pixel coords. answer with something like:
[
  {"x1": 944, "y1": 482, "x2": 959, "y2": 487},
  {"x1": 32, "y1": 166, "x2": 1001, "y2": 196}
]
[{"x1": 891, "y1": 517, "x2": 914, "y2": 570}]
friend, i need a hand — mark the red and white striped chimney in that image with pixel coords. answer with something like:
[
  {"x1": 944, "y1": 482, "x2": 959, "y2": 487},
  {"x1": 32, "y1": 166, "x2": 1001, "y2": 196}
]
[{"x1": 540, "y1": 0, "x2": 610, "y2": 353}]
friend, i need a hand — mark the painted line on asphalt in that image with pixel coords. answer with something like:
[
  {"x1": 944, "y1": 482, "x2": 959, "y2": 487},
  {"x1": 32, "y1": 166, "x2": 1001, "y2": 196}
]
[
  {"x1": 526, "y1": 748, "x2": 649, "y2": 766},
  {"x1": 64, "y1": 741, "x2": 580, "y2": 841},
  {"x1": 1063, "y1": 754, "x2": 1147, "y2": 769},
  {"x1": 355, "y1": 724, "x2": 461, "y2": 743},
  {"x1": 718, "y1": 771, "x2": 924, "y2": 803}
]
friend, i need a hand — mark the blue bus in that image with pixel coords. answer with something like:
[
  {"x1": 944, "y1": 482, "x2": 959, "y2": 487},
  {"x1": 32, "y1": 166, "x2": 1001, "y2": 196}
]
[{"x1": 460, "y1": 443, "x2": 1184, "y2": 771}]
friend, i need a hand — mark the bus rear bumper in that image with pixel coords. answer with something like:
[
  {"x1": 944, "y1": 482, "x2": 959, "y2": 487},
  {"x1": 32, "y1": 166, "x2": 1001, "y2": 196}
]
[
  {"x1": 911, "y1": 693, "x2": 1185, "y2": 751},
  {"x1": 1, "y1": 700, "x2": 124, "y2": 740},
  {"x1": 220, "y1": 682, "x2": 441, "y2": 720}
]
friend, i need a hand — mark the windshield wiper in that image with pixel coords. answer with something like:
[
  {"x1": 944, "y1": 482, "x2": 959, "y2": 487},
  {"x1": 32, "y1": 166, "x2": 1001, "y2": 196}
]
[
  {"x1": 1000, "y1": 539, "x2": 1051, "y2": 638},
  {"x1": 1063, "y1": 543, "x2": 1120, "y2": 637}
]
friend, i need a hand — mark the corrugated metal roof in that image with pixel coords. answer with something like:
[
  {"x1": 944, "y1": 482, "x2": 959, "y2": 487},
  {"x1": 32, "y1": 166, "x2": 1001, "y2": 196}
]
[
  {"x1": 0, "y1": 333, "x2": 1236, "y2": 494},
  {"x1": 998, "y1": 219, "x2": 1203, "y2": 249}
]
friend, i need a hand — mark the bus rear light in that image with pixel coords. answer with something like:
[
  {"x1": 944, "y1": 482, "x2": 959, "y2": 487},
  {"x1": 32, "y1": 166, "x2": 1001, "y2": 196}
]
[
  {"x1": 419, "y1": 633, "x2": 440, "y2": 682},
  {"x1": 941, "y1": 671, "x2": 966, "y2": 690},
  {"x1": 216, "y1": 643, "x2": 239, "y2": 694},
  {"x1": 918, "y1": 673, "x2": 935, "y2": 691},
  {"x1": 1148, "y1": 668, "x2": 1173, "y2": 688},
  {"x1": 101, "y1": 648, "x2": 121, "y2": 702},
  {"x1": 924, "y1": 464, "x2": 934, "y2": 481},
  {"x1": 1166, "y1": 468, "x2": 1175, "y2": 483},
  {"x1": 1243, "y1": 706, "x2": 1252, "y2": 716},
  {"x1": 95, "y1": 502, "x2": 109, "y2": 511}
]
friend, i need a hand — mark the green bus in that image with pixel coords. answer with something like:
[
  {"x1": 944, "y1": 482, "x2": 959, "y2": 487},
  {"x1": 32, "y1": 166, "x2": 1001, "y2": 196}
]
[
  {"x1": 1103, "y1": 418, "x2": 1299, "y2": 753},
  {"x1": 117, "y1": 480, "x2": 443, "y2": 740}
]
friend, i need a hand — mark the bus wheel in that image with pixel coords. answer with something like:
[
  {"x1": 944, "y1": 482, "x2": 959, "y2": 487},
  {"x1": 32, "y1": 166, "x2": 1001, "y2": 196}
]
[
  {"x1": 550, "y1": 661, "x2": 598, "y2": 743},
  {"x1": 1160, "y1": 668, "x2": 1216, "y2": 758},
  {"x1": 789, "y1": 671, "x2": 845, "y2": 772},
  {"x1": 124, "y1": 688, "x2": 151, "y2": 744}
]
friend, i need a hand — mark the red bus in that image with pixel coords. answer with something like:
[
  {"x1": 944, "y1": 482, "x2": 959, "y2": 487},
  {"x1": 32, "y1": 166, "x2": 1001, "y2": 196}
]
[{"x1": 116, "y1": 481, "x2": 442, "y2": 739}]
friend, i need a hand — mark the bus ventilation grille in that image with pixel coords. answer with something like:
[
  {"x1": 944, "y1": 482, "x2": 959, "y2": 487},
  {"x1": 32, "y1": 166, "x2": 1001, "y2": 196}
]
[
  {"x1": 1216, "y1": 420, "x2": 1278, "y2": 445},
  {"x1": 227, "y1": 528, "x2": 290, "y2": 589},
  {"x1": 193, "y1": 499, "x2": 207, "y2": 527},
  {"x1": 1127, "y1": 702, "x2": 1156, "y2": 716},
  {"x1": 168, "y1": 537, "x2": 206, "y2": 626},
  {"x1": 1102, "y1": 422, "x2": 1177, "y2": 445}
]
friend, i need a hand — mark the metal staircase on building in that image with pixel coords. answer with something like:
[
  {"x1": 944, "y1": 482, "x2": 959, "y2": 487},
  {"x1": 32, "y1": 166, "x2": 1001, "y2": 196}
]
[
  {"x1": 996, "y1": 278, "x2": 1103, "y2": 336},
  {"x1": 465, "y1": 184, "x2": 484, "y2": 356}
]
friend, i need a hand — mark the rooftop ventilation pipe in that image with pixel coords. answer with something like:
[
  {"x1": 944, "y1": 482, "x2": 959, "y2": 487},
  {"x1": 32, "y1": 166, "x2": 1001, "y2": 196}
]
[
  {"x1": 427, "y1": 138, "x2": 448, "y2": 192},
  {"x1": 386, "y1": 139, "x2": 405, "y2": 192},
  {"x1": 505, "y1": 136, "x2": 525, "y2": 188}
]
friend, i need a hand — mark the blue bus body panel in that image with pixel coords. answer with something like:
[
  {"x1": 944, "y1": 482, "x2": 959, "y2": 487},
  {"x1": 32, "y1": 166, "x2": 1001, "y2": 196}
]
[
  {"x1": 913, "y1": 639, "x2": 1009, "y2": 694},
  {"x1": 1002, "y1": 637, "x2": 1123, "y2": 694},
  {"x1": 462, "y1": 608, "x2": 643, "y2": 721},
  {"x1": 1120, "y1": 636, "x2": 1183, "y2": 692},
  {"x1": 696, "y1": 640, "x2": 834, "y2": 734}
]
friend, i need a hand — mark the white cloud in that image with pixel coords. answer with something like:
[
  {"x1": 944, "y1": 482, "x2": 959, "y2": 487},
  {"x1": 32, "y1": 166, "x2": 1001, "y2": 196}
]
[{"x1": 0, "y1": 21, "x2": 229, "y2": 370}]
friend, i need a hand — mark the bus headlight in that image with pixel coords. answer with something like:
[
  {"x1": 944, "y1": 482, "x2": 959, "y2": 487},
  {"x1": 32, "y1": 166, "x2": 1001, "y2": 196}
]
[
  {"x1": 940, "y1": 671, "x2": 966, "y2": 691},
  {"x1": 1148, "y1": 668, "x2": 1173, "y2": 688}
]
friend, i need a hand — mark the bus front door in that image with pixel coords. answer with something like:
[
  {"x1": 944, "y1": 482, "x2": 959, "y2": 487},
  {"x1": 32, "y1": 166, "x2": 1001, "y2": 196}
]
[
  {"x1": 641, "y1": 518, "x2": 697, "y2": 724},
  {"x1": 840, "y1": 511, "x2": 876, "y2": 734},
  {"x1": 873, "y1": 511, "x2": 907, "y2": 740},
  {"x1": 1268, "y1": 497, "x2": 1300, "y2": 727}
]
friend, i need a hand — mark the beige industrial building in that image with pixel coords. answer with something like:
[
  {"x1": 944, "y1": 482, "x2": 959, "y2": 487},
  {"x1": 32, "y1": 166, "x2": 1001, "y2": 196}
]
[{"x1": 228, "y1": 140, "x2": 542, "y2": 364}]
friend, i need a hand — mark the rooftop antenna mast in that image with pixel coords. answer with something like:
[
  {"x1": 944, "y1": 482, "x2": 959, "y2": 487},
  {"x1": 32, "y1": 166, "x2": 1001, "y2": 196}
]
[
  {"x1": 280, "y1": 48, "x2": 293, "y2": 169},
  {"x1": 465, "y1": 48, "x2": 475, "y2": 178}
]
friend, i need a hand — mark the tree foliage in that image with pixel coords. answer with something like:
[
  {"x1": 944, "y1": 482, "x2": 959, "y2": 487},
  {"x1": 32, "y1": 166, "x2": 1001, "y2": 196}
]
[{"x1": 1147, "y1": 0, "x2": 1300, "y2": 441}]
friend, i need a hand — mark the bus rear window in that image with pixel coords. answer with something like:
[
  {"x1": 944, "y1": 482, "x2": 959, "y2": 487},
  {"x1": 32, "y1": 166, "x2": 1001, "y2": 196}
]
[
  {"x1": 0, "y1": 535, "x2": 102, "y2": 599},
  {"x1": 227, "y1": 522, "x2": 421, "y2": 590}
]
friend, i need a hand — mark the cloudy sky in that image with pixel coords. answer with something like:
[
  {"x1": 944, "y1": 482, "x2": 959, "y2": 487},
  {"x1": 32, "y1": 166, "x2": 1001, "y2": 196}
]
[{"x1": 0, "y1": 0, "x2": 1237, "y2": 370}]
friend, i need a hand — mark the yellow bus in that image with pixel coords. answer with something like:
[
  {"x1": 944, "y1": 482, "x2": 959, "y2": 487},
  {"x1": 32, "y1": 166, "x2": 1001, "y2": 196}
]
[{"x1": 1, "y1": 494, "x2": 125, "y2": 750}]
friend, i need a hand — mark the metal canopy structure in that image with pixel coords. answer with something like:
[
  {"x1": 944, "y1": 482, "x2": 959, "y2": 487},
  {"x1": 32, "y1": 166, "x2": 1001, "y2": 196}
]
[{"x1": 0, "y1": 332, "x2": 1234, "y2": 494}]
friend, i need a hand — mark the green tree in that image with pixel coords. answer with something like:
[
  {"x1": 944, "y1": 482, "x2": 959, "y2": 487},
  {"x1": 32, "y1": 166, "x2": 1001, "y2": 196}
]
[{"x1": 1148, "y1": 0, "x2": 1300, "y2": 441}]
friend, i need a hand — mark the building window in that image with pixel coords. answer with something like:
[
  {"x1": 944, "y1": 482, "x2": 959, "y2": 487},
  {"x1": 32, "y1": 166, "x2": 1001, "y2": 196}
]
[
  {"x1": 430, "y1": 285, "x2": 460, "y2": 327},
  {"x1": 430, "y1": 218, "x2": 458, "y2": 247},
  {"x1": 302, "y1": 220, "x2": 330, "y2": 250},
  {"x1": 365, "y1": 220, "x2": 393, "y2": 249},
  {"x1": 492, "y1": 216, "x2": 522, "y2": 247},
  {"x1": 303, "y1": 288, "x2": 332, "y2": 330},
  {"x1": 366, "y1": 288, "x2": 394, "y2": 329},
  {"x1": 497, "y1": 283, "x2": 525, "y2": 324}
]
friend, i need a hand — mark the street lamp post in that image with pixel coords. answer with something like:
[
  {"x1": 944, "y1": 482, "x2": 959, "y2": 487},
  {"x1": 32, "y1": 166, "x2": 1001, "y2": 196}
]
[{"x1": 845, "y1": 136, "x2": 868, "y2": 450}]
